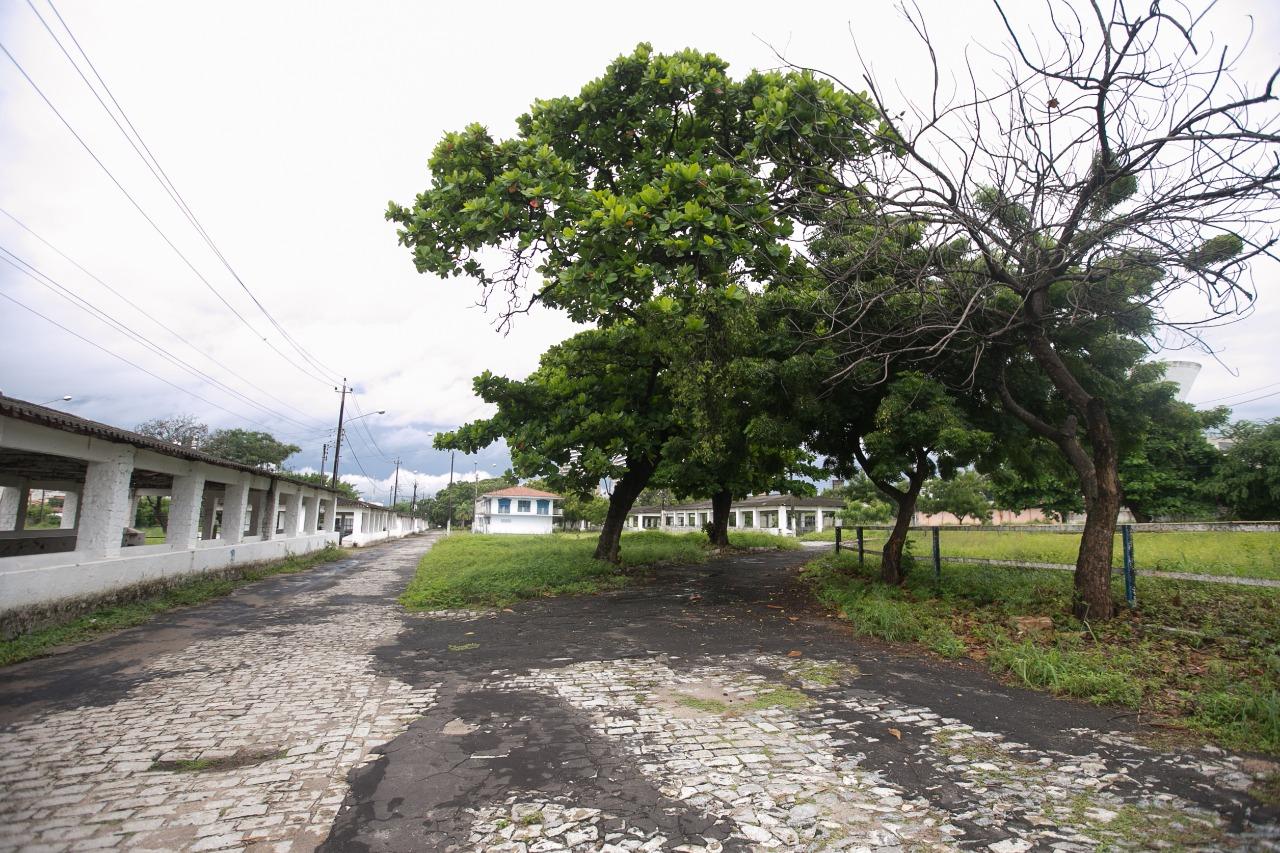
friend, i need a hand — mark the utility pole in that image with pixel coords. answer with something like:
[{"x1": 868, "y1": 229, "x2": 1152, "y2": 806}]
[
  {"x1": 320, "y1": 441, "x2": 331, "y2": 476},
  {"x1": 330, "y1": 379, "x2": 350, "y2": 489},
  {"x1": 446, "y1": 450, "x2": 455, "y2": 534},
  {"x1": 391, "y1": 457, "x2": 401, "y2": 507}
]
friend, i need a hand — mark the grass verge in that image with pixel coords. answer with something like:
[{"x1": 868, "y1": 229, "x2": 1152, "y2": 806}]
[
  {"x1": 401, "y1": 530, "x2": 798, "y2": 611},
  {"x1": 798, "y1": 528, "x2": 1280, "y2": 581},
  {"x1": 0, "y1": 546, "x2": 347, "y2": 667},
  {"x1": 804, "y1": 551, "x2": 1280, "y2": 755}
]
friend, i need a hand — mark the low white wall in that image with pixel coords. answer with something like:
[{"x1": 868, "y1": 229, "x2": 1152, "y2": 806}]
[
  {"x1": 0, "y1": 533, "x2": 336, "y2": 615},
  {"x1": 483, "y1": 514, "x2": 554, "y2": 535}
]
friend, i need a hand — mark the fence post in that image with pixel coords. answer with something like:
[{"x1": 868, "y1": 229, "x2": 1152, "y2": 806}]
[
  {"x1": 932, "y1": 526, "x2": 942, "y2": 582},
  {"x1": 856, "y1": 526, "x2": 864, "y2": 565},
  {"x1": 835, "y1": 525, "x2": 842, "y2": 554},
  {"x1": 1121, "y1": 523, "x2": 1136, "y2": 607}
]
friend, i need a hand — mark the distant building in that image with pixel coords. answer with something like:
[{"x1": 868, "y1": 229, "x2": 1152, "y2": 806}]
[
  {"x1": 473, "y1": 485, "x2": 562, "y2": 534},
  {"x1": 628, "y1": 494, "x2": 844, "y2": 536},
  {"x1": 1164, "y1": 360, "x2": 1201, "y2": 401}
]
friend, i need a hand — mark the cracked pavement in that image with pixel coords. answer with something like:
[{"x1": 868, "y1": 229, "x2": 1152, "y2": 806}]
[{"x1": 1, "y1": 536, "x2": 1277, "y2": 852}]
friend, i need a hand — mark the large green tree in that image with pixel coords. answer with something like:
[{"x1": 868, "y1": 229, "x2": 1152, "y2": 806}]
[
  {"x1": 1210, "y1": 419, "x2": 1280, "y2": 520},
  {"x1": 919, "y1": 471, "x2": 994, "y2": 525},
  {"x1": 802, "y1": 0, "x2": 1278, "y2": 618},
  {"x1": 391, "y1": 44, "x2": 883, "y2": 561},
  {"x1": 202, "y1": 429, "x2": 300, "y2": 469}
]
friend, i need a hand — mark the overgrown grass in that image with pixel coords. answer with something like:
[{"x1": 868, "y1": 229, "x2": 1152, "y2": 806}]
[
  {"x1": 0, "y1": 546, "x2": 346, "y2": 667},
  {"x1": 805, "y1": 552, "x2": 1280, "y2": 755},
  {"x1": 401, "y1": 530, "x2": 797, "y2": 611},
  {"x1": 801, "y1": 528, "x2": 1280, "y2": 580}
]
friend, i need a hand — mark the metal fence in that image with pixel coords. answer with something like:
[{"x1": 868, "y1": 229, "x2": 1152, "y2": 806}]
[{"x1": 832, "y1": 521, "x2": 1280, "y2": 605}]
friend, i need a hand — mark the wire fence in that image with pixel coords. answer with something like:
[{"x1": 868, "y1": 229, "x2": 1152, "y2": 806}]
[{"x1": 831, "y1": 521, "x2": 1280, "y2": 603}]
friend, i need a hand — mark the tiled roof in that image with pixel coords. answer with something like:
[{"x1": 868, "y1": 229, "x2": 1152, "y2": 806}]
[
  {"x1": 483, "y1": 486, "x2": 561, "y2": 499},
  {"x1": 0, "y1": 395, "x2": 338, "y2": 493}
]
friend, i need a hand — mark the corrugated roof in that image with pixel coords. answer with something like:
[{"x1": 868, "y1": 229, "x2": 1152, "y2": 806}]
[
  {"x1": 483, "y1": 485, "x2": 561, "y2": 499},
  {"x1": 0, "y1": 395, "x2": 339, "y2": 494}
]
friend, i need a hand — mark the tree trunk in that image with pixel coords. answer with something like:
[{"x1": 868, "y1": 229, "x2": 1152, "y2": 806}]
[
  {"x1": 593, "y1": 456, "x2": 657, "y2": 564},
  {"x1": 1003, "y1": 328, "x2": 1121, "y2": 620},
  {"x1": 880, "y1": 475, "x2": 924, "y2": 585},
  {"x1": 708, "y1": 489, "x2": 732, "y2": 548}
]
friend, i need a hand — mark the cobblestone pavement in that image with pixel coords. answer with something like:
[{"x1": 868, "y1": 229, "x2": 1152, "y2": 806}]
[
  {"x1": 3, "y1": 541, "x2": 1278, "y2": 853},
  {"x1": 0, "y1": 536, "x2": 441, "y2": 852},
  {"x1": 324, "y1": 549, "x2": 1279, "y2": 853}
]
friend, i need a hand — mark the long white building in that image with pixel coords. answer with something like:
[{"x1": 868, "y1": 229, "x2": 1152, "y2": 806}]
[
  {"x1": 628, "y1": 493, "x2": 844, "y2": 536},
  {"x1": 0, "y1": 396, "x2": 425, "y2": 622}
]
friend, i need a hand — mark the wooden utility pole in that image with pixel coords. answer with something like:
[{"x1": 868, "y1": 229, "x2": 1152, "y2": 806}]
[
  {"x1": 330, "y1": 379, "x2": 350, "y2": 489},
  {"x1": 391, "y1": 457, "x2": 401, "y2": 507}
]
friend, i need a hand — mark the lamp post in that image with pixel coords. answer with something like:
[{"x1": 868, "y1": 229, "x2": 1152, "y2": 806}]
[{"x1": 38, "y1": 395, "x2": 72, "y2": 406}]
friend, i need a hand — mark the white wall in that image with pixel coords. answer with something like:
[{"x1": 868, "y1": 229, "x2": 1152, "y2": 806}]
[
  {"x1": 482, "y1": 513, "x2": 554, "y2": 535},
  {"x1": 0, "y1": 533, "x2": 335, "y2": 614}
]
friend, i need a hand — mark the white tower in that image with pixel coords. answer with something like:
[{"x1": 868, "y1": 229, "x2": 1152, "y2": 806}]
[{"x1": 1164, "y1": 361, "x2": 1201, "y2": 401}]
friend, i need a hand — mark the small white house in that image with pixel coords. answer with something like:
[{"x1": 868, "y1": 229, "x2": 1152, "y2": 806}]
[{"x1": 473, "y1": 486, "x2": 561, "y2": 534}]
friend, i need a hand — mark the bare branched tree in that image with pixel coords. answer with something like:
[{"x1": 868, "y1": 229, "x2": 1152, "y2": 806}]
[{"x1": 797, "y1": 0, "x2": 1280, "y2": 618}]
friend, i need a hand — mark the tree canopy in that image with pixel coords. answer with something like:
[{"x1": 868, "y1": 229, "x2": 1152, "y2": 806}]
[
  {"x1": 1210, "y1": 419, "x2": 1280, "y2": 520},
  {"x1": 201, "y1": 429, "x2": 300, "y2": 469}
]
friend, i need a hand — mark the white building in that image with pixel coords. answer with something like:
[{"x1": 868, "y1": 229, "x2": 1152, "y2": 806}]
[
  {"x1": 334, "y1": 498, "x2": 425, "y2": 546},
  {"x1": 473, "y1": 486, "x2": 562, "y2": 534},
  {"x1": 628, "y1": 493, "x2": 844, "y2": 536},
  {"x1": 0, "y1": 396, "x2": 425, "y2": 621}
]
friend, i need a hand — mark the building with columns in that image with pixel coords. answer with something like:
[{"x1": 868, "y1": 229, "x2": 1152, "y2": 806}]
[
  {"x1": 627, "y1": 493, "x2": 844, "y2": 536},
  {"x1": 0, "y1": 396, "x2": 424, "y2": 618}
]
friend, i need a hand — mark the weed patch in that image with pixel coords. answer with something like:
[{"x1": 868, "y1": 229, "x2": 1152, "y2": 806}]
[
  {"x1": 0, "y1": 547, "x2": 347, "y2": 667},
  {"x1": 401, "y1": 531, "x2": 796, "y2": 610},
  {"x1": 675, "y1": 694, "x2": 729, "y2": 713},
  {"x1": 806, "y1": 551, "x2": 1280, "y2": 755},
  {"x1": 149, "y1": 748, "x2": 285, "y2": 773}
]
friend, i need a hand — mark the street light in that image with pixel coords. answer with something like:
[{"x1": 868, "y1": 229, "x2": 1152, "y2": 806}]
[{"x1": 38, "y1": 395, "x2": 72, "y2": 406}]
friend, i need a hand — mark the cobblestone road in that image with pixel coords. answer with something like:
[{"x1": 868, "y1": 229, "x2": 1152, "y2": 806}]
[
  {"x1": 0, "y1": 536, "x2": 440, "y2": 852},
  {"x1": 2, "y1": 538, "x2": 1277, "y2": 853}
]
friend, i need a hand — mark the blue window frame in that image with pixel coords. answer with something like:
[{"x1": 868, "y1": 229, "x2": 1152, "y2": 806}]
[
  {"x1": 536, "y1": 499, "x2": 550, "y2": 515},
  {"x1": 497, "y1": 498, "x2": 511, "y2": 514}
]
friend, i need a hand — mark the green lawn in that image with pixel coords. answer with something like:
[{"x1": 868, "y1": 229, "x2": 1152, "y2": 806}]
[
  {"x1": 1, "y1": 546, "x2": 347, "y2": 667},
  {"x1": 401, "y1": 530, "x2": 798, "y2": 611},
  {"x1": 801, "y1": 528, "x2": 1280, "y2": 581},
  {"x1": 805, "y1": 551, "x2": 1280, "y2": 755}
]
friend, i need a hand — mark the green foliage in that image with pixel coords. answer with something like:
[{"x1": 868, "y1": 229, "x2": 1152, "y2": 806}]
[
  {"x1": 918, "y1": 471, "x2": 993, "y2": 524},
  {"x1": 287, "y1": 470, "x2": 361, "y2": 499},
  {"x1": 134, "y1": 414, "x2": 209, "y2": 449},
  {"x1": 201, "y1": 429, "x2": 300, "y2": 469},
  {"x1": 805, "y1": 551, "x2": 1280, "y2": 754},
  {"x1": 0, "y1": 546, "x2": 345, "y2": 666},
  {"x1": 1209, "y1": 419, "x2": 1280, "y2": 520}
]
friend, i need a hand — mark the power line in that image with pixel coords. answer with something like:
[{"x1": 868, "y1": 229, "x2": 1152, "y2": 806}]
[
  {"x1": 1197, "y1": 380, "x2": 1280, "y2": 405},
  {"x1": 0, "y1": 207, "x2": 328, "y2": 429},
  {"x1": 0, "y1": 248, "x2": 321, "y2": 436},
  {"x1": 1219, "y1": 387, "x2": 1280, "y2": 408},
  {"x1": 349, "y1": 395, "x2": 391, "y2": 461},
  {"x1": 28, "y1": 0, "x2": 343, "y2": 384},
  {"x1": 0, "y1": 37, "x2": 334, "y2": 388},
  {"x1": 0, "y1": 271, "x2": 299, "y2": 429}
]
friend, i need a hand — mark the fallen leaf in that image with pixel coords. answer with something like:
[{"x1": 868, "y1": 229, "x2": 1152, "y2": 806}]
[
  {"x1": 767, "y1": 604, "x2": 785, "y2": 610},
  {"x1": 888, "y1": 727, "x2": 902, "y2": 740},
  {"x1": 788, "y1": 617, "x2": 799, "y2": 622},
  {"x1": 502, "y1": 608, "x2": 515, "y2": 613},
  {"x1": 787, "y1": 650, "x2": 803, "y2": 658}
]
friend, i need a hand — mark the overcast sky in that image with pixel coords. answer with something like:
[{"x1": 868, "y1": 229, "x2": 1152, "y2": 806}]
[{"x1": 2, "y1": 0, "x2": 1276, "y2": 501}]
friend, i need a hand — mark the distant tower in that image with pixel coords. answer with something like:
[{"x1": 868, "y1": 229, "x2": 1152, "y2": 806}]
[{"x1": 1164, "y1": 361, "x2": 1201, "y2": 401}]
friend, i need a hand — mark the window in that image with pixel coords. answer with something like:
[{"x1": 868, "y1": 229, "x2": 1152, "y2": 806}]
[
  {"x1": 497, "y1": 498, "x2": 511, "y2": 514},
  {"x1": 760, "y1": 510, "x2": 778, "y2": 528},
  {"x1": 687, "y1": 513, "x2": 697, "y2": 527},
  {"x1": 676, "y1": 515, "x2": 684, "y2": 527},
  {"x1": 537, "y1": 500, "x2": 550, "y2": 515},
  {"x1": 728, "y1": 513, "x2": 737, "y2": 527},
  {"x1": 517, "y1": 499, "x2": 532, "y2": 513},
  {"x1": 664, "y1": 515, "x2": 674, "y2": 526},
  {"x1": 742, "y1": 512, "x2": 754, "y2": 528}
]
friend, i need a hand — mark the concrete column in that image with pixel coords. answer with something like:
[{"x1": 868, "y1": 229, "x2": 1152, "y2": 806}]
[
  {"x1": 0, "y1": 485, "x2": 25, "y2": 530},
  {"x1": 166, "y1": 473, "x2": 207, "y2": 550},
  {"x1": 127, "y1": 493, "x2": 140, "y2": 529},
  {"x1": 260, "y1": 480, "x2": 280, "y2": 540},
  {"x1": 77, "y1": 447, "x2": 136, "y2": 558},
  {"x1": 223, "y1": 481, "x2": 250, "y2": 545},
  {"x1": 303, "y1": 494, "x2": 320, "y2": 535},
  {"x1": 282, "y1": 490, "x2": 303, "y2": 538},
  {"x1": 59, "y1": 490, "x2": 80, "y2": 529},
  {"x1": 815, "y1": 510, "x2": 824, "y2": 532},
  {"x1": 200, "y1": 490, "x2": 219, "y2": 540},
  {"x1": 778, "y1": 506, "x2": 788, "y2": 533}
]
